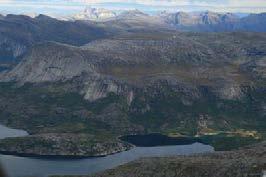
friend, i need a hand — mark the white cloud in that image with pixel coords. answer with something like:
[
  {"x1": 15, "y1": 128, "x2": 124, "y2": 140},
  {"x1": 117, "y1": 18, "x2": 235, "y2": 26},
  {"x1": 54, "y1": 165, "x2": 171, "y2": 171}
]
[{"x1": 0, "y1": 0, "x2": 13, "y2": 3}]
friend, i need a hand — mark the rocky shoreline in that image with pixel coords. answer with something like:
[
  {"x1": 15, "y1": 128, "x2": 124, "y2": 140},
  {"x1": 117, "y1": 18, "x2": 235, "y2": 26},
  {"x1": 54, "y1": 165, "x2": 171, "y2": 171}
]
[
  {"x1": 70, "y1": 141, "x2": 266, "y2": 177},
  {"x1": 0, "y1": 133, "x2": 133, "y2": 158},
  {"x1": 0, "y1": 131, "x2": 261, "y2": 158}
]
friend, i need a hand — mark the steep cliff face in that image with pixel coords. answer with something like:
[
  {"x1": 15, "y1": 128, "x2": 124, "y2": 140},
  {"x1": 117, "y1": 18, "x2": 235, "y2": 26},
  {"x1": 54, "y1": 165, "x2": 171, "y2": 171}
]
[
  {"x1": 81, "y1": 75, "x2": 134, "y2": 103},
  {"x1": 0, "y1": 35, "x2": 28, "y2": 60}
]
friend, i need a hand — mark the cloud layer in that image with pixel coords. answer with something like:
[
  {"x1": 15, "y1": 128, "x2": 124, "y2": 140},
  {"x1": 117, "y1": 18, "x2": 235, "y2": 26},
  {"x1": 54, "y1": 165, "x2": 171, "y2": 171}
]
[{"x1": 1, "y1": 0, "x2": 266, "y2": 15}]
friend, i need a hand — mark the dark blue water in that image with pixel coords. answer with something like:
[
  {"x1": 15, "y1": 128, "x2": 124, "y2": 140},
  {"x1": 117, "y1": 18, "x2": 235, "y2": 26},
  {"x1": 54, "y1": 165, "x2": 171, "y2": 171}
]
[
  {"x1": 120, "y1": 133, "x2": 203, "y2": 147},
  {"x1": 0, "y1": 125, "x2": 214, "y2": 177}
]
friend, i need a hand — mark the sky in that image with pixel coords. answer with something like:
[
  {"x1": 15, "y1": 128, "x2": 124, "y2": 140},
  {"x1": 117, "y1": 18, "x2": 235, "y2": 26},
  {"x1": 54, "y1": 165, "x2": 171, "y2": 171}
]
[{"x1": 0, "y1": 0, "x2": 266, "y2": 16}]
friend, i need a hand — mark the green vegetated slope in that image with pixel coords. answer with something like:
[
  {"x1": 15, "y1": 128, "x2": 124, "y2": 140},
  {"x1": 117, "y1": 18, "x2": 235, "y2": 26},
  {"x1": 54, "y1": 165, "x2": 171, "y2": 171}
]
[
  {"x1": 0, "y1": 82, "x2": 137, "y2": 156},
  {"x1": 0, "y1": 79, "x2": 264, "y2": 152}
]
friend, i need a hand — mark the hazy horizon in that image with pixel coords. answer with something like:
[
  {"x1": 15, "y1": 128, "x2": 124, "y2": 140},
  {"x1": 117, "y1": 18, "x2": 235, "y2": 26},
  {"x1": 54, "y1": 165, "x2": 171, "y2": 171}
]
[{"x1": 0, "y1": 0, "x2": 266, "y2": 16}]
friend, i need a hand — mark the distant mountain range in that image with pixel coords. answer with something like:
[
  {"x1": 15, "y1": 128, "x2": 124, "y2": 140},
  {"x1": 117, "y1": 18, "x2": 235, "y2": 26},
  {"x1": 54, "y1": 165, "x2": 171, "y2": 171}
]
[
  {"x1": 1, "y1": 8, "x2": 266, "y2": 32},
  {"x1": 71, "y1": 7, "x2": 152, "y2": 21},
  {"x1": 69, "y1": 8, "x2": 266, "y2": 32},
  {"x1": 0, "y1": 9, "x2": 266, "y2": 71},
  {"x1": 161, "y1": 11, "x2": 266, "y2": 32},
  {"x1": 34, "y1": 8, "x2": 266, "y2": 33},
  {"x1": 69, "y1": 7, "x2": 243, "y2": 22},
  {"x1": 160, "y1": 11, "x2": 239, "y2": 27},
  {"x1": 0, "y1": 13, "x2": 111, "y2": 70}
]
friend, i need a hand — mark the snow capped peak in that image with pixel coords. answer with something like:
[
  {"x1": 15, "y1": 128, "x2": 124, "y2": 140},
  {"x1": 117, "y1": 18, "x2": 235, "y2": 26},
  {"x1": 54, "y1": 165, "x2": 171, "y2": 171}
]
[
  {"x1": 23, "y1": 12, "x2": 39, "y2": 18},
  {"x1": 74, "y1": 7, "x2": 116, "y2": 21},
  {"x1": 118, "y1": 9, "x2": 148, "y2": 18}
]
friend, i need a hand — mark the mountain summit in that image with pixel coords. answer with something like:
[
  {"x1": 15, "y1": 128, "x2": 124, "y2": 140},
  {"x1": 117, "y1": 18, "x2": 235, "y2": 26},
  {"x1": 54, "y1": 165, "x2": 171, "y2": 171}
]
[
  {"x1": 74, "y1": 7, "x2": 117, "y2": 21},
  {"x1": 160, "y1": 11, "x2": 239, "y2": 26}
]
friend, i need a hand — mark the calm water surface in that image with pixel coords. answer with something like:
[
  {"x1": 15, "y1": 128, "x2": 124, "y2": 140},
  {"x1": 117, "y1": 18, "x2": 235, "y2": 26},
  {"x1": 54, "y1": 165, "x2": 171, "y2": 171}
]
[
  {"x1": 0, "y1": 124, "x2": 28, "y2": 139},
  {"x1": 0, "y1": 124, "x2": 214, "y2": 177}
]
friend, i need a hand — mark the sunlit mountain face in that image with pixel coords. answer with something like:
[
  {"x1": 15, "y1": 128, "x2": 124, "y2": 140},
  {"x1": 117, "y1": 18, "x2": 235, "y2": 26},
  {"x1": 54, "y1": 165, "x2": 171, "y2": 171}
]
[{"x1": 0, "y1": 1, "x2": 266, "y2": 177}]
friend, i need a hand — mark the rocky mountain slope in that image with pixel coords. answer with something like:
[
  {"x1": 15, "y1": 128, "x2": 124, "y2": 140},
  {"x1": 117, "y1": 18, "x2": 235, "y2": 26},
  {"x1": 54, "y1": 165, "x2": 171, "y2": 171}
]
[
  {"x1": 0, "y1": 12, "x2": 175, "y2": 72},
  {"x1": 0, "y1": 14, "x2": 110, "y2": 71},
  {"x1": 0, "y1": 31, "x2": 265, "y2": 156},
  {"x1": 160, "y1": 11, "x2": 266, "y2": 32},
  {"x1": 1, "y1": 10, "x2": 266, "y2": 71},
  {"x1": 3, "y1": 32, "x2": 266, "y2": 85},
  {"x1": 100, "y1": 10, "x2": 172, "y2": 33}
]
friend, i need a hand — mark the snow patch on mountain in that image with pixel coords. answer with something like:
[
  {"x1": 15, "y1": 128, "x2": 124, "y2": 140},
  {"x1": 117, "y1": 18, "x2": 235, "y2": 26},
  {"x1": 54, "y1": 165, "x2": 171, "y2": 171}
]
[{"x1": 74, "y1": 7, "x2": 117, "y2": 21}]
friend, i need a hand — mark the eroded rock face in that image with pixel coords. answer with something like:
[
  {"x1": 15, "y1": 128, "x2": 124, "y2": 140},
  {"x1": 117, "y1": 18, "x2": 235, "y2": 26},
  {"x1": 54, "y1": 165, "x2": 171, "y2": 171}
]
[
  {"x1": 82, "y1": 77, "x2": 134, "y2": 103},
  {"x1": 0, "y1": 35, "x2": 28, "y2": 59},
  {"x1": 216, "y1": 84, "x2": 244, "y2": 100}
]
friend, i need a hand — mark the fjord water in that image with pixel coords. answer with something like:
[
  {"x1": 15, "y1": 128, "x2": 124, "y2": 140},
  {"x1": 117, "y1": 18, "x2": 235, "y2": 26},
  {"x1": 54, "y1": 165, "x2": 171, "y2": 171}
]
[
  {"x1": 120, "y1": 134, "x2": 203, "y2": 147},
  {"x1": 0, "y1": 124, "x2": 214, "y2": 177},
  {"x1": 0, "y1": 124, "x2": 28, "y2": 139}
]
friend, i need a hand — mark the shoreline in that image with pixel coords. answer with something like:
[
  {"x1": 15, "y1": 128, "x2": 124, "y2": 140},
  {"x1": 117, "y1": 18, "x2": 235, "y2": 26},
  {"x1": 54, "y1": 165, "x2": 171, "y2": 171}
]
[
  {"x1": 0, "y1": 135, "x2": 206, "y2": 159},
  {"x1": 0, "y1": 147, "x2": 133, "y2": 159},
  {"x1": 0, "y1": 123, "x2": 259, "y2": 159}
]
